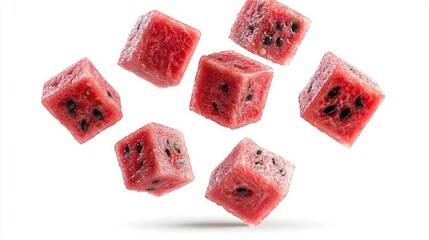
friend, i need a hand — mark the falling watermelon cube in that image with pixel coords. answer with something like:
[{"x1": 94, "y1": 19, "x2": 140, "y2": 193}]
[
  {"x1": 299, "y1": 52, "x2": 385, "y2": 147},
  {"x1": 41, "y1": 57, "x2": 122, "y2": 144},
  {"x1": 190, "y1": 50, "x2": 273, "y2": 129},
  {"x1": 118, "y1": 10, "x2": 201, "y2": 88},
  {"x1": 114, "y1": 122, "x2": 194, "y2": 196},
  {"x1": 205, "y1": 138, "x2": 295, "y2": 226},
  {"x1": 230, "y1": 0, "x2": 311, "y2": 65}
]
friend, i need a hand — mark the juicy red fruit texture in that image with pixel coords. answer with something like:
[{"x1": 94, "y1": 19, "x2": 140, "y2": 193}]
[
  {"x1": 299, "y1": 52, "x2": 385, "y2": 147},
  {"x1": 118, "y1": 10, "x2": 201, "y2": 88},
  {"x1": 41, "y1": 58, "x2": 122, "y2": 144},
  {"x1": 114, "y1": 122, "x2": 194, "y2": 196},
  {"x1": 230, "y1": 0, "x2": 311, "y2": 65},
  {"x1": 190, "y1": 50, "x2": 273, "y2": 129},
  {"x1": 206, "y1": 138, "x2": 295, "y2": 226}
]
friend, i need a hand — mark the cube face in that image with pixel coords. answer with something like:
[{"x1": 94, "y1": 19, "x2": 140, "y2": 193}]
[
  {"x1": 299, "y1": 52, "x2": 385, "y2": 147},
  {"x1": 190, "y1": 51, "x2": 273, "y2": 129},
  {"x1": 118, "y1": 10, "x2": 201, "y2": 88},
  {"x1": 41, "y1": 58, "x2": 122, "y2": 144},
  {"x1": 205, "y1": 138, "x2": 295, "y2": 226},
  {"x1": 230, "y1": 0, "x2": 311, "y2": 65},
  {"x1": 115, "y1": 122, "x2": 194, "y2": 196}
]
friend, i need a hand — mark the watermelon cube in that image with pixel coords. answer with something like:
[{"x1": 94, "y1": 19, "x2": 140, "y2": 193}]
[
  {"x1": 41, "y1": 57, "x2": 122, "y2": 144},
  {"x1": 299, "y1": 52, "x2": 385, "y2": 147},
  {"x1": 205, "y1": 138, "x2": 295, "y2": 226},
  {"x1": 118, "y1": 10, "x2": 201, "y2": 88},
  {"x1": 230, "y1": 0, "x2": 311, "y2": 65},
  {"x1": 190, "y1": 50, "x2": 273, "y2": 129},
  {"x1": 114, "y1": 122, "x2": 194, "y2": 196}
]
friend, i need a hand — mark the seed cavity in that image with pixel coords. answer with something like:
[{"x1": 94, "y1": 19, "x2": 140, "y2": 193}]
[
  {"x1": 275, "y1": 21, "x2": 282, "y2": 31},
  {"x1": 145, "y1": 187, "x2": 156, "y2": 191},
  {"x1": 245, "y1": 93, "x2": 254, "y2": 102},
  {"x1": 328, "y1": 86, "x2": 341, "y2": 98},
  {"x1": 279, "y1": 169, "x2": 286, "y2": 176},
  {"x1": 80, "y1": 120, "x2": 88, "y2": 132},
  {"x1": 165, "y1": 148, "x2": 171, "y2": 157},
  {"x1": 355, "y1": 96, "x2": 364, "y2": 109},
  {"x1": 323, "y1": 105, "x2": 337, "y2": 115},
  {"x1": 213, "y1": 102, "x2": 220, "y2": 112},
  {"x1": 173, "y1": 143, "x2": 181, "y2": 153},
  {"x1": 248, "y1": 26, "x2": 255, "y2": 33},
  {"x1": 235, "y1": 187, "x2": 250, "y2": 196},
  {"x1": 136, "y1": 142, "x2": 143, "y2": 154},
  {"x1": 256, "y1": 149, "x2": 263, "y2": 155},
  {"x1": 151, "y1": 180, "x2": 160, "y2": 184},
  {"x1": 85, "y1": 88, "x2": 90, "y2": 96},
  {"x1": 66, "y1": 99, "x2": 76, "y2": 115},
  {"x1": 255, "y1": 161, "x2": 263, "y2": 166},
  {"x1": 222, "y1": 84, "x2": 229, "y2": 93},
  {"x1": 92, "y1": 109, "x2": 102, "y2": 120},
  {"x1": 291, "y1": 20, "x2": 300, "y2": 33},
  {"x1": 262, "y1": 35, "x2": 273, "y2": 45},
  {"x1": 124, "y1": 144, "x2": 130, "y2": 155},
  {"x1": 177, "y1": 158, "x2": 184, "y2": 165},
  {"x1": 49, "y1": 84, "x2": 58, "y2": 90},
  {"x1": 340, "y1": 107, "x2": 352, "y2": 120},
  {"x1": 276, "y1": 37, "x2": 284, "y2": 47}
]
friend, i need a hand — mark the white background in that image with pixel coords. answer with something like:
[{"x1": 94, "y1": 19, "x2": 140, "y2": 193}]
[{"x1": 1, "y1": 0, "x2": 428, "y2": 239}]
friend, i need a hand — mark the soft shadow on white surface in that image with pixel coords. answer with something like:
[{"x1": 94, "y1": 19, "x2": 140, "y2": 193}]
[{"x1": 124, "y1": 217, "x2": 322, "y2": 230}]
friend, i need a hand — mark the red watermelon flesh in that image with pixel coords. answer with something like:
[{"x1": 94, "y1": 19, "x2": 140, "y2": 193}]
[
  {"x1": 205, "y1": 138, "x2": 295, "y2": 226},
  {"x1": 190, "y1": 50, "x2": 273, "y2": 129},
  {"x1": 230, "y1": 0, "x2": 311, "y2": 65},
  {"x1": 118, "y1": 10, "x2": 201, "y2": 88},
  {"x1": 114, "y1": 122, "x2": 194, "y2": 196},
  {"x1": 299, "y1": 52, "x2": 385, "y2": 147},
  {"x1": 41, "y1": 57, "x2": 122, "y2": 144}
]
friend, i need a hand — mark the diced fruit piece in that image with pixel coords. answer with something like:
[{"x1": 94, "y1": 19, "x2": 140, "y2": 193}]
[
  {"x1": 41, "y1": 57, "x2": 122, "y2": 144},
  {"x1": 190, "y1": 50, "x2": 273, "y2": 129},
  {"x1": 298, "y1": 52, "x2": 385, "y2": 147},
  {"x1": 118, "y1": 10, "x2": 201, "y2": 88},
  {"x1": 230, "y1": 0, "x2": 311, "y2": 65},
  {"x1": 205, "y1": 138, "x2": 295, "y2": 226},
  {"x1": 114, "y1": 122, "x2": 194, "y2": 196}
]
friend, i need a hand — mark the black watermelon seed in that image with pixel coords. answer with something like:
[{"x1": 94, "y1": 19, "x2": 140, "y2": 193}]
[
  {"x1": 245, "y1": 93, "x2": 254, "y2": 101},
  {"x1": 276, "y1": 37, "x2": 284, "y2": 47},
  {"x1": 323, "y1": 105, "x2": 337, "y2": 115},
  {"x1": 177, "y1": 158, "x2": 184, "y2": 165},
  {"x1": 107, "y1": 91, "x2": 112, "y2": 98},
  {"x1": 136, "y1": 142, "x2": 143, "y2": 154},
  {"x1": 173, "y1": 143, "x2": 181, "y2": 153},
  {"x1": 272, "y1": 158, "x2": 277, "y2": 165},
  {"x1": 146, "y1": 187, "x2": 156, "y2": 191},
  {"x1": 275, "y1": 21, "x2": 282, "y2": 31},
  {"x1": 248, "y1": 26, "x2": 255, "y2": 33},
  {"x1": 291, "y1": 21, "x2": 300, "y2": 33},
  {"x1": 256, "y1": 149, "x2": 263, "y2": 155},
  {"x1": 279, "y1": 169, "x2": 286, "y2": 176},
  {"x1": 307, "y1": 84, "x2": 313, "y2": 93},
  {"x1": 213, "y1": 102, "x2": 220, "y2": 112},
  {"x1": 222, "y1": 84, "x2": 229, "y2": 93},
  {"x1": 152, "y1": 180, "x2": 160, "y2": 184},
  {"x1": 80, "y1": 120, "x2": 88, "y2": 132},
  {"x1": 66, "y1": 99, "x2": 76, "y2": 115},
  {"x1": 328, "y1": 86, "x2": 341, "y2": 98},
  {"x1": 355, "y1": 96, "x2": 364, "y2": 109},
  {"x1": 92, "y1": 109, "x2": 102, "y2": 120},
  {"x1": 235, "y1": 187, "x2": 250, "y2": 195},
  {"x1": 165, "y1": 148, "x2": 171, "y2": 157},
  {"x1": 124, "y1": 144, "x2": 130, "y2": 155},
  {"x1": 262, "y1": 35, "x2": 273, "y2": 45},
  {"x1": 340, "y1": 107, "x2": 352, "y2": 120}
]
